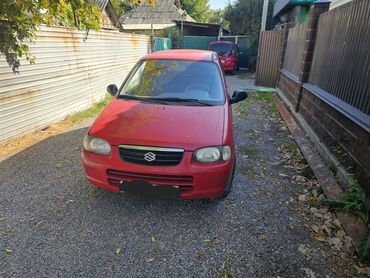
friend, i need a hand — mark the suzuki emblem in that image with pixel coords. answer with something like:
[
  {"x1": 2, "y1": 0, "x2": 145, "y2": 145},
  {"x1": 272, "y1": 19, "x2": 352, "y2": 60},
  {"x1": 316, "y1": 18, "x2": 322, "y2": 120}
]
[{"x1": 144, "y1": 152, "x2": 156, "y2": 162}]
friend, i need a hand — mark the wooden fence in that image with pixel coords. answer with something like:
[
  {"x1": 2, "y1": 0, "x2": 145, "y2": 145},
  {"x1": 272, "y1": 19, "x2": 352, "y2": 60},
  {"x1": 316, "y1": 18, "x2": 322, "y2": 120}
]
[
  {"x1": 255, "y1": 30, "x2": 284, "y2": 88},
  {"x1": 282, "y1": 21, "x2": 308, "y2": 78}
]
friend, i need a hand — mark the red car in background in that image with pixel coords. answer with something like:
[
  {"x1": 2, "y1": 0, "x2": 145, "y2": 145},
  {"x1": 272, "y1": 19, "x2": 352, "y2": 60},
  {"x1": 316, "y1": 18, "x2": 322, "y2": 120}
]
[
  {"x1": 209, "y1": 41, "x2": 239, "y2": 74},
  {"x1": 82, "y1": 50, "x2": 247, "y2": 200}
]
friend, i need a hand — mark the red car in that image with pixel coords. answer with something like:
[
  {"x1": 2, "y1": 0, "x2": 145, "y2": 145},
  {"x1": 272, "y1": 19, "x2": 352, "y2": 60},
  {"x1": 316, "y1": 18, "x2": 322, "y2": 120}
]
[
  {"x1": 82, "y1": 50, "x2": 247, "y2": 200},
  {"x1": 209, "y1": 41, "x2": 239, "y2": 74}
]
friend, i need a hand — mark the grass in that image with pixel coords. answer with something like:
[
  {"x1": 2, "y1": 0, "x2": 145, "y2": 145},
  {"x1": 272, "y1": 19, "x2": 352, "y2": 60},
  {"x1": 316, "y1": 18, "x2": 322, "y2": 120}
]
[
  {"x1": 253, "y1": 91, "x2": 278, "y2": 115},
  {"x1": 239, "y1": 144, "x2": 260, "y2": 157},
  {"x1": 238, "y1": 163, "x2": 256, "y2": 179},
  {"x1": 234, "y1": 91, "x2": 278, "y2": 119},
  {"x1": 67, "y1": 95, "x2": 112, "y2": 123},
  {"x1": 281, "y1": 143, "x2": 315, "y2": 179},
  {"x1": 282, "y1": 143, "x2": 298, "y2": 155},
  {"x1": 359, "y1": 230, "x2": 370, "y2": 262},
  {"x1": 246, "y1": 130, "x2": 262, "y2": 140},
  {"x1": 325, "y1": 160, "x2": 338, "y2": 176},
  {"x1": 327, "y1": 174, "x2": 369, "y2": 261},
  {"x1": 235, "y1": 97, "x2": 250, "y2": 118},
  {"x1": 328, "y1": 175, "x2": 368, "y2": 224},
  {"x1": 237, "y1": 72, "x2": 254, "y2": 80}
]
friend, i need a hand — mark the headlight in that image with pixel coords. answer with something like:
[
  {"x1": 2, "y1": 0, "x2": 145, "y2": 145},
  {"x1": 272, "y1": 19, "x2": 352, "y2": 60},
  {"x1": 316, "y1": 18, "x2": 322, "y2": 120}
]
[
  {"x1": 83, "y1": 135, "x2": 111, "y2": 155},
  {"x1": 194, "y1": 146, "x2": 232, "y2": 162}
]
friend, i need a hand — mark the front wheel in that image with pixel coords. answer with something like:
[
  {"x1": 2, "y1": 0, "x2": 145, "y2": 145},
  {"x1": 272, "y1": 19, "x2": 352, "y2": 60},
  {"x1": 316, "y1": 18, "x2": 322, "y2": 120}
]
[{"x1": 220, "y1": 159, "x2": 236, "y2": 199}]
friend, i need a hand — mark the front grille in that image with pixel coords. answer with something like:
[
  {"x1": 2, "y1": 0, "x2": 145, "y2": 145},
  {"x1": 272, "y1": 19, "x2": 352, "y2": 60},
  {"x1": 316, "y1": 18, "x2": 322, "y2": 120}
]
[
  {"x1": 107, "y1": 169, "x2": 193, "y2": 193},
  {"x1": 118, "y1": 145, "x2": 184, "y2": 166}
]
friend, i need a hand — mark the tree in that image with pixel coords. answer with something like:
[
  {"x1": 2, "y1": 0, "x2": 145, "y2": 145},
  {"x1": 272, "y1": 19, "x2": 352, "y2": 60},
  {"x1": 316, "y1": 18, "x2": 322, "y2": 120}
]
[
  {"x1": 207, "y1": 8, "x2": 224, "y2": 24},
  {"x1": 224, "y1": 0, "x2": 275, "y2": 70},
  {"x1": 0, "y1": 0, "x2": 101, "y2": 72},
  {"x1": 180, "y1": 0, "x2": 211, "y2": 22},
  {"x1": 110, "y1": 0, "x2": 138, "y2": 17},
  {"x1": 0, "y1": 0, "x2": 152, "y2": 73}
]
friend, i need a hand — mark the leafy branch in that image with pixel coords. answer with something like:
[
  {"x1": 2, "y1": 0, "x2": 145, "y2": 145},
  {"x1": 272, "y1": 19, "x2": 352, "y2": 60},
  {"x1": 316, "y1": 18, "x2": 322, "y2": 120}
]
[{"x1": 0, "y1": 0, "x2": 101, "y2": 73}]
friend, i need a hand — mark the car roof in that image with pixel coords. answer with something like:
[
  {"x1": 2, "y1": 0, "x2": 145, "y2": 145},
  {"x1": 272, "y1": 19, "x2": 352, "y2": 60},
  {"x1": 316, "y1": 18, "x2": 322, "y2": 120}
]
[
  {"x1": 143, "y1": 50, "x2": 216, "y2": 62},
  {"x1": 209, "y1": 41, "x2": 235, "y2": 45}
]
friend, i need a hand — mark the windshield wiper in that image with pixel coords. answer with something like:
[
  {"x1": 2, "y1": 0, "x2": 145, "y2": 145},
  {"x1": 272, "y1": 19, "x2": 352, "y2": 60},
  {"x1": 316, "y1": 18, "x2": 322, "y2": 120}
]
[
  {"x1": 154, "y1": 97, "x2": 214, "y2": 106},
  {"x1": 118, "y1": 95, "x2": 168, "y2": 105}
]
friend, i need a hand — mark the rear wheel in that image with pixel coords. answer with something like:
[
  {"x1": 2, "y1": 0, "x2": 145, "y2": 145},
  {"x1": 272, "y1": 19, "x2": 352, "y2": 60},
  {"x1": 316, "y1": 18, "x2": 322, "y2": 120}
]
[{"x1": 231, "y1": 66, "x2": 237, "y2": 75}]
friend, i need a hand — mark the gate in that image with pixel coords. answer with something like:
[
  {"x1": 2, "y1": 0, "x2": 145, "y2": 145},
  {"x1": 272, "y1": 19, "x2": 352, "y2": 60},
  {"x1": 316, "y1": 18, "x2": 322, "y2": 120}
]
[
  {"x1": 182, "y1": 35, "x2": 250, "y2": 69},
  {"x1": 153, "y1": 37, "x2": 172, "y2": 52},
  {"x1": 182, "y1": 36, "x2": 218, "y2": 50},
  {"x1": 255, "y1": 30, "x2": 284, "y2": 87}
]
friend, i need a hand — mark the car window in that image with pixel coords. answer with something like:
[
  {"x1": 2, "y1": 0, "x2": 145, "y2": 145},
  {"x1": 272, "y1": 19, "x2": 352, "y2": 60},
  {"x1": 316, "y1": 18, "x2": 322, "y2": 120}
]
[
  {"x1": 120, "y1": 59, "x2": 225, "y2": 105},
  {"x1": 209, "y1": 43, "x2": 233, "y2": 56}
]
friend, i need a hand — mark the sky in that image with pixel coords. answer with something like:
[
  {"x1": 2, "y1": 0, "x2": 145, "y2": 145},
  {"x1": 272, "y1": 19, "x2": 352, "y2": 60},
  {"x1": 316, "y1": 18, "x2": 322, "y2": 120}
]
[{"x1": 209, "y1": 0, "x2": 229, "y2": 9}]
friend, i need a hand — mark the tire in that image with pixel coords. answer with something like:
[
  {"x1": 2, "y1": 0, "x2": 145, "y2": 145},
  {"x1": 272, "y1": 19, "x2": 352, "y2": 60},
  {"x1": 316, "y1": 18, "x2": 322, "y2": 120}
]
[
  {"x1": 220, "y1": 159, "x2": 236, "y2": 199},
  {"x1": 231, "y1": 66, "x2": 237, "y2": 75}
]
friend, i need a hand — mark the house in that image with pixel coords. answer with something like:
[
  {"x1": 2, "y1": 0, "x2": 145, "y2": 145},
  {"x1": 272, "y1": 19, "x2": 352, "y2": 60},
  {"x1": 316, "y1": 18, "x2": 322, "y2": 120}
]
[
  {"x1": 273, "y1": 0, "x2": 314, "y2": 26},
  {"x1": 175, "y1": 20, "x2": 229, "y2": 37},
  {"x1": 273, "y1": 0, "x2": 354, "y2": 27},
  {"x1": 119, "y1": 0, "x2": 227, "y2": 36},
  {"x1": 120, "y1": 0, "x2": 195, "y2": 32},
  {"x1": 93, "y1": 0, "x2": 123, "y2": 31}
]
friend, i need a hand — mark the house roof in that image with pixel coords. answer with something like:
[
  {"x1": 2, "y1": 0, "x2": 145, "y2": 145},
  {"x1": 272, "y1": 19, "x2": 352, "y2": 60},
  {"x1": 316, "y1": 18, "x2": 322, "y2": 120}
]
[
  {"x1": 120, "y1": 0, "x2": 195, "y2": 25},
  {"x1": 273, "y1": 0, "x2": 314, "y2": 17}
]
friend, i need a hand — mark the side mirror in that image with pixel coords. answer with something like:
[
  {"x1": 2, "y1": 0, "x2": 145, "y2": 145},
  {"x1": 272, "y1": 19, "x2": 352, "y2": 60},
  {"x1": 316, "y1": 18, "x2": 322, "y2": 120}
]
[
  {"x1": 107, "y1": 84, "x2": 118, "y2": 96},
  {"x1": 230, "y1": 90, "x2": 248, "y2": 104}
]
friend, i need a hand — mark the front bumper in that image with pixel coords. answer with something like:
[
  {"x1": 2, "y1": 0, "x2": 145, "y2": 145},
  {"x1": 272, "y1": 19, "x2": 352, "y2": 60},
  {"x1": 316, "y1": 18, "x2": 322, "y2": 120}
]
[
  {"x1": 220, "y1": 63, "x2": 236, "y2": 71},
  {"x1": 82, "y1": 147, "x2": 234, "y2": 199}
]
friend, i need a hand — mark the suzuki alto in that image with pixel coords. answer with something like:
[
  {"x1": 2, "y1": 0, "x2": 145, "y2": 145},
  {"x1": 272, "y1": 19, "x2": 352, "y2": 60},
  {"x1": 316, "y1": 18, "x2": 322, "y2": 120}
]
[
  {"x1": 209, "y1": 41, "x2": 239, "y2": 74},
  {"x1": 82, "y1": 50, "x2": 247, "y2": 200}
]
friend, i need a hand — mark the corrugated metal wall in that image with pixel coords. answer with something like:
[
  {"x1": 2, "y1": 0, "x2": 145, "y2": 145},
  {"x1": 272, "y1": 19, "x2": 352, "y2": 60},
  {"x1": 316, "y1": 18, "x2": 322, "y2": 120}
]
[
  {"x1": 283, "y1": 21, "x2": 308, "y2": 77},
  {"x1": 0, "y1": 25, "x2": 151, "y2": 143},
  {"x1": 308, "y1": 0, "x2": 370, "y2": 115},
  {"x1": 255, "y1": 30, "x2": 284, "y2": 87}
]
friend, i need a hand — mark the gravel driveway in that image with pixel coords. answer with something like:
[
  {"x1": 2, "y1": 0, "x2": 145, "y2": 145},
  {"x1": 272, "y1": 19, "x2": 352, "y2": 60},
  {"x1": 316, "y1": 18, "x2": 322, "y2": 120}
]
[{"x1": 0, "y1": 74, "x2": 358, "y2": 277}]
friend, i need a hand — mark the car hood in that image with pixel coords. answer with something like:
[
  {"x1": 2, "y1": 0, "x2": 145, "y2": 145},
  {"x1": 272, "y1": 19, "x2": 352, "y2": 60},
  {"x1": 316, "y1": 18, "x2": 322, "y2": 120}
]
[{"x1": 89, "y1": 99, "x2": 225, "y2": 151}]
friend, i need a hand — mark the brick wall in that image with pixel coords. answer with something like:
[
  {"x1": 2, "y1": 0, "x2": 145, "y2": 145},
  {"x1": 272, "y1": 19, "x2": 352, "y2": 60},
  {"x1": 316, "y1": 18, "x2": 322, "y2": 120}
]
[
  {"x1": 277, "y1": 71, "x2": 301, "y2": 109},
  {"x1": 300, "y1": 88, "x2": 370, "y2": 192}
]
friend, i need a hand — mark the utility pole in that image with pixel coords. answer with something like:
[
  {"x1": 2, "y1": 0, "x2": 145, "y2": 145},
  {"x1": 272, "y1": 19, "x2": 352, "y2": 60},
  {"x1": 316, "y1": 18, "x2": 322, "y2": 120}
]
[{"x1": 261, "y1": 0, "x2": 269, "y2": 31}]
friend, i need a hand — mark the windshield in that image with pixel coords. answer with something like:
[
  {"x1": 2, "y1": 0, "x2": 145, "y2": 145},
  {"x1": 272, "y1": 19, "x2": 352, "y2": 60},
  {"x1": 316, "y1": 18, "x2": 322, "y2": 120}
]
[
  {"x1": 119, "y1": 59, "x2": 225, "y2": 105},
  {"x1": 209, "y1": 43, "x2": 233, "y2": 56}
]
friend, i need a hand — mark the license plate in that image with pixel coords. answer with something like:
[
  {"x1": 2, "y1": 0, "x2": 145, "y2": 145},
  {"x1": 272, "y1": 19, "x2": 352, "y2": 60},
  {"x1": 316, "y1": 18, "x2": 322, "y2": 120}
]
[{"x1": 120, "y1": 180, "x2": 180, "y2": 200}]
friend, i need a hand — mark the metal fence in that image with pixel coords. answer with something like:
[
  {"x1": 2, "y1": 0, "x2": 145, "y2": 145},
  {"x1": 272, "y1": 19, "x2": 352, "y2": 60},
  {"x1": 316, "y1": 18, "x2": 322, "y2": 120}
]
[
  {"x1": 0, "y1": 25, "x2": 151, "y2": 143},
  {"x1": 255, "y1": 30, "x2": 284, "y2": 87},
  {"x1": 308, "y1": 0, "x2": 370, "y2": 115},
  {"x1": 283, "y1": 21, "x2": 308, "y2": 77},
  {"x1": 153, "y1": 37, "x2": 172, "y2": 52},
  {"x1": 181, "y1": 36, "x2": 218, "y2": 50}
]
